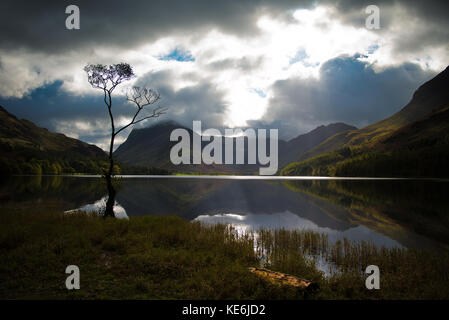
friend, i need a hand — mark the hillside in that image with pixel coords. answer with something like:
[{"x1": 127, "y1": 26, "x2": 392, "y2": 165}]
[
  {"x1": 115, "y1": 120, "x2": 275, "y2": 174},
  {"x1": 281, "y1": 65, "x2": 449, "y2": 177},
  {"x1": 0, "y1": 105, "x2": 108, "y2": 175},
  {"x1": 279, "y1": 122, "x2": 356, "y2": 167},
  {"x1": 299, "y1": 66, "x2": 449, "y2": 160},
  {"x1": 333, "y1": 106, "x2": 449, "y2": 177},
  {"x1": 113, "y1": 120, "x2": 239, "y2": 174},
  {"x1": 114, "y1": 120, "x2": 355, "y2": 174}
]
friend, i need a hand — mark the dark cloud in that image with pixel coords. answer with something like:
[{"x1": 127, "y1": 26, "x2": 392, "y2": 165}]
[
  {"x1": 258, "y1": 54, "x2": 437, "y2": 139},
  {"x1": 2, "y1": 0, "x2": 447, "y2": 56},
  {"x1": 322, "y1": 0, "x2": 449, "y2": 56},
  {"x1": 1, "y1": 0, "x2": 447, "y2": 62},
  {"x1": 323, "y1": 0, "x2": 449, "y2": 26},
  {"x1": 0, "y1": 0, "x2": 311, "y2": 54}
]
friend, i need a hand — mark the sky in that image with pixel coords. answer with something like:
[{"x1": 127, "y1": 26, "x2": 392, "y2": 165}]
[{"x1": 0, "y1": 0, "x2": 448, "y2": 149}]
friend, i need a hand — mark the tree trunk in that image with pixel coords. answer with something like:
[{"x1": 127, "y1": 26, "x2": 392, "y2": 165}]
[
  {"x1": 104, "y1": 90, "x2": 116, "y2": 218},
  {"x1": 104, "y1": 171, "x2": 116, "y2": 218},
  {"x1": 104, "y1": 150, "x2": 116, "y2": 217},
  {"x1": 104, "y1": 121, "x2": 116, "y2": 217}
]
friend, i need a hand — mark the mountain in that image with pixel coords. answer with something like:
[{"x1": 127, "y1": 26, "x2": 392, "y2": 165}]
[
  {"x1": 281, "y1": 65, "x2": 449, "y2": 177},
  {"x1": 114, "y1": 120, "x2": 355, "y2": 174},
  {"x1": 330, "y1": 105, "x2": 449, "y2": 177},
  {"x1": 114, "y1": 120, "x2": 180, "y2": 168},
  {"x1": 0, "y1": 105, "x2": 108, "y2": 175},
  {"x1": 299, "y1": 66, "x2": 449, "y2": 160},
  {"x1": 115, "y1": 121, "x2": 264, "y2": 174},
  {"x1": 279, "y1": 122, "x2": 356, "y2": 167},
  {"x1": 114, "y1": 121, "x2": 240, "y2": 174}
]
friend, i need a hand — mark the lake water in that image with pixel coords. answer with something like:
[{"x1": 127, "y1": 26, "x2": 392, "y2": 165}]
[{"x1": 1, "y1": 175, "x2": 449, "y2": 252}]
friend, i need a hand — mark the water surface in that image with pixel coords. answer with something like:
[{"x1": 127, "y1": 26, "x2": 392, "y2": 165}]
[{"x1": 1, "y1": 175, "x2": 448, "y2": 251}]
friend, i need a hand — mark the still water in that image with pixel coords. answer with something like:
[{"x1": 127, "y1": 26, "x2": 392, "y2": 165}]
[{"x1": 1, "y1": 175, "x2": 449, "y2": 252}]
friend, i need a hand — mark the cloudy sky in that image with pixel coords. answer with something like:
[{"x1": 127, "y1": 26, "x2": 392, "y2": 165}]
[{"x1": 0, "y1": 0, "x2": 448, "y2": 149}]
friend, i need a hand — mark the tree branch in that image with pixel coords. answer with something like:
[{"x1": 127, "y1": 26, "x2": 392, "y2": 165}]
[{"x1": 114, "y1": 105, "x2": 168, "y2": 136}]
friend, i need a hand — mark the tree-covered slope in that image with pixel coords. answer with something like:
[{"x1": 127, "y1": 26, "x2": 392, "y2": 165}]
[{"x1": 0, "y1": 105, "x2": 108, "y2": 175}]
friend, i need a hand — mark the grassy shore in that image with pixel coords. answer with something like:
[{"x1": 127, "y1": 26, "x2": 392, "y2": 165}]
[{"x1": 1, "y1": 210, "x2": 449, "y2": 299}]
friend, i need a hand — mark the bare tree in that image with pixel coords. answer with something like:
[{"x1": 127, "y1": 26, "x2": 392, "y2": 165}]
[{"x1": 84, "y1": 63, "x2": 166, "y2": 217}]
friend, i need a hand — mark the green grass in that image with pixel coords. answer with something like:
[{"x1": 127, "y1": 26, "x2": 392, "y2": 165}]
[
  {"x1": 1, "y1": 210, "x2": 449, "y2": 299},
  {"x1": 0, "y1": 210, "x2": 299, "y2": 299}
]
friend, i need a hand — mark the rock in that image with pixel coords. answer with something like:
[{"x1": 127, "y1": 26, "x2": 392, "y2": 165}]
[{"x1": 248, "y1": 267, "x2": 318, "y2": 291}]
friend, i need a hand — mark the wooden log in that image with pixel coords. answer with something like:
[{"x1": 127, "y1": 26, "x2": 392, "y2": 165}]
[{"x1": 248, "y1": 267, "x2": 317, "y2": 291}]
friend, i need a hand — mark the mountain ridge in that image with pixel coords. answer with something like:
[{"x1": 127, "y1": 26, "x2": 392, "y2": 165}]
[
  {"x1": 0, "y1": 105, "x2": 108, "y2": 175},
  {"x1": 114, "y1": 119, "x2": 356, "y2": 174},
  {"x1": 281, "y1": 65, "x2": 449, "y2": 177},
  {"x1": 299, "y1": 65, "x2": 449, "y2": 161}
]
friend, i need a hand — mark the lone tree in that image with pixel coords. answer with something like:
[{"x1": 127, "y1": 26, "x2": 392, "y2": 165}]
[{"x1": 84, "y1": 63, "x2": 166, "y2": 217}]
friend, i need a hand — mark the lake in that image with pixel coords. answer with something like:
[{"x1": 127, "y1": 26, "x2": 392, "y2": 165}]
[{"x1": 1, "y1": 175, "x2": 449, "y2": 252}]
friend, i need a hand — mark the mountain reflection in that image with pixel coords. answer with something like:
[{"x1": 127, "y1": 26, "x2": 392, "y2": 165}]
[{"x1": 1, "y1": 175, "x2": 448, "y2": 251}]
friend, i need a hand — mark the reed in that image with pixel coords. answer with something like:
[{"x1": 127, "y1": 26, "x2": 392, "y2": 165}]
[
  {"x1": 253, "y1": 228, "x2": 449, "y2": 299},
  {"x1": 1, "y1": 210, "x2": 449, "y2": 299}
]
